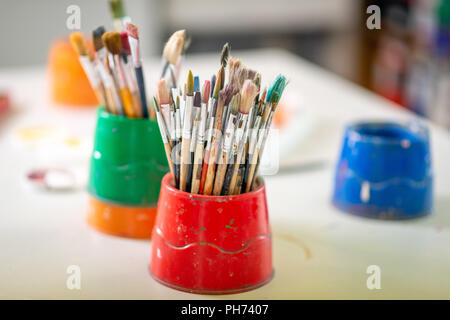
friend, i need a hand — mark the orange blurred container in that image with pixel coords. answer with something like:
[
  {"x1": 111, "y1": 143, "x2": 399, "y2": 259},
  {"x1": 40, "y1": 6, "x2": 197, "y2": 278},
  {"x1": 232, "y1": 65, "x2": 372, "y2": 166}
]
[
  {"x1": 87, "y1": 196, "x2": 158, "y2": 239},
  {"x1": 48, "y1": 38, "x2": 98, "y2": 106}
]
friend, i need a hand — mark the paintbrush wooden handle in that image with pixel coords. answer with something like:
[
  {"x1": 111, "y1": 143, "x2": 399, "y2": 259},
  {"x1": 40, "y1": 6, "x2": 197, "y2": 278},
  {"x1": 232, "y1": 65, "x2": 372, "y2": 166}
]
[
  {"x1": 233, "y1": 169, "x2": 245, "y2": 195},
  {"x1": 228, "y1": 148, "x2": 244, "y2": 195},
  {"x1": 203, "y1": 134, "x2": 221, "y2": 195},
  {"x1": 120, "y1": 87, "x2": 136, "y2": 118},
  {"x1": 191, "y1": 142, "x2": 204, "y2": 194},
  {"x1": 164, "y1": 143, "x2": 175, "y2": 179},
  {"x1": 245, "y1": 151, "x2": 259, "y2": 193},
  {"x1": 94, "y1": 84, "x2": 107, "y2": 107},
  {"x1": 131, "y1": 90, "x2": 142, "y2": 118},
  {"x1": 104, "y1": 88, "x2": 117, "y2": 114},
  {"x1": 212, "y1": 153, "x2": 228, "y2": 196},
  {"x1": 234, "y1": 151, "x2": 248, "y2": 195},
  {"x1": 199, "y1": 150, "x2": 209, "y2": 194}
]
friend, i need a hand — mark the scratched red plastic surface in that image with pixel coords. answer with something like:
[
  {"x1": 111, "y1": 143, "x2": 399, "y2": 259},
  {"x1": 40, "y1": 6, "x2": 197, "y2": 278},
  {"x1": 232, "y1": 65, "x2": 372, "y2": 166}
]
[{"x1": 150, "y1": 173, "x2": 273, "y2": 293}]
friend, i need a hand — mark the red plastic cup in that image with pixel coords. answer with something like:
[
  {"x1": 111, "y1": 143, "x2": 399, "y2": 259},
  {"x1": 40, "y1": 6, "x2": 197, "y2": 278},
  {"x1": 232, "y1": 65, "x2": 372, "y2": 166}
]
[{"x1": 149, "y1": 173, "x2": 273, "y2": 294}]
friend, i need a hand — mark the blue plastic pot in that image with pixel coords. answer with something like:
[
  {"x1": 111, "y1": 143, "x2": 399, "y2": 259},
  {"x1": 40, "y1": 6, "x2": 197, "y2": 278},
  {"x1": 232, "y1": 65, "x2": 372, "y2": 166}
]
[{"x1": 332, "y1": 121, "x2": 433, "y2": 220}]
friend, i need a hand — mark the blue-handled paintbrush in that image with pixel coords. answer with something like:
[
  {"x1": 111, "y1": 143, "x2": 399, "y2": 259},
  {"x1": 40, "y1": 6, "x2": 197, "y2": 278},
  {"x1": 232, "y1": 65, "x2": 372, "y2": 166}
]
[{"x1": 126, "y1": 23, "x2": 149, "y2": 118}]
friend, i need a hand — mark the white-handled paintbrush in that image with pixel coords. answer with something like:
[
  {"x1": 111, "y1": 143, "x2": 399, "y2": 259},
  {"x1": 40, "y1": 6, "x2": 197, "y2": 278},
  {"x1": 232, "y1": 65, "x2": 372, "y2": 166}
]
[
  {"x1": 179, "y1": 70, "x2": 194, "y2": 191},
  {"x1": 70, "y1": 32, "x2": 107, "y2": 107},
  {"x1": 213, "y1": 94, "x2": 239, "y2": 195},
  {"x1": 191, "y1": 81, "x2": 210, "y2": 194},
  {"x1": 153, "y1": 97, "x2": 175, "y2": 180},
  {"x1": 226, "y1": 80, "x2": 258, "y2": 195},
  {"x1": 126, "y1": 23, "x2": 149, "y2": 118},
  {"x1": 102, "y1": 31, "x2": 137, "y2": 118}
]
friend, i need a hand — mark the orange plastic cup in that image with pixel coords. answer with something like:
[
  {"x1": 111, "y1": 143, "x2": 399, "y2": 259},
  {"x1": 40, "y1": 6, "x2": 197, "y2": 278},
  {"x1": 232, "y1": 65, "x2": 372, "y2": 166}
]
[{"x1": 48, "y1": 38, "x2": 98, "y2": 106}]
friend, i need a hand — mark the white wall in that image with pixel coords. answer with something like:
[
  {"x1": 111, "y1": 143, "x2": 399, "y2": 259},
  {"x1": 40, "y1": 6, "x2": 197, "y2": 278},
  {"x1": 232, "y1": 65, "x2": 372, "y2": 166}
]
[{"x1": 0, "y1": 0, "x2": 163, "y2": 67}]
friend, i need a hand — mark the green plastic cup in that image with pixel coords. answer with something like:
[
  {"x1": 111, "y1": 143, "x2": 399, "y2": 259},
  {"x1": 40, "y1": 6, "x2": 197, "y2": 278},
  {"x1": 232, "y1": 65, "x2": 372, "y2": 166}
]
[{"x1": 88, "y1": 107, "x2": 169, "y2": 207}]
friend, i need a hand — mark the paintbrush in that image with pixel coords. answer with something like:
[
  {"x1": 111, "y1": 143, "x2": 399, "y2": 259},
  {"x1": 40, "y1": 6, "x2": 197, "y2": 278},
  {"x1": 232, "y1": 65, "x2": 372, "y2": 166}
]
[
  {"x1": 108, "y1": 0, "x2": 131, "y2": 31},
  {"x1": 92, "y1": 27, "x2": 122, "y2": 114},
  {"x1": 70, "y1": 32, "x2": 107, "y2": 107},
  {"x1": 207, "y1": 74, "x2": 216, "y2": 126},
  {"x1": 191, "y1": 80, "x2": 210, "y2": 194},
  {"x1": 153, "y1": 97, "x2": 175, "y2": 180},
  {"x1": 226, "y1": 80, "x2": 258, "y2": 195},
  {"x1": 168, "y1": 93, "x2": 178, "y2": 182},
  {"x1": 180, "y1": 83, "x2": 187, "y2": 124},
  {"x1": 194, "y1": 76, "x2": 200, "y2": 94},
  {"x1": 157, "y1": 79, "x2": 172, "y2": 136},
  {"x1": 241, "y1": 74, "x2": 260, "y2": 190},
  {"x1": 102, "y1": 31, "x2": 137, "y2": 118},
  {"x1": 244, "y1": 104, "x2": 263, "y2": 192},
  {"x1": 247, "y1": 75, "x2": 288, "y2": 190},
  {"x1": 186, "y1": 91, "x2": 201, "y2": 192},
  {"x1": 168, "y1": 92, "x2": 177, "y2": 146},
  {"x1": 203, "y1": 86, "x2": 233, "y2": 195},
  {"x1": 174, "y1": 94, "x2": 182, "y2": 187},
  {"x1": 179, "y1": 70, "x2": 194, "y2": 191},
  {"x1": 126, "y1": 23, "x2": 149, "y2": 118},
  {"x1": 120, "y1": 32, "x2": 142, "y2": 117},
  {"x1": 161, "y1": 30, "x2": 185, "y2": 88},
  {"x1": 234, "y1": 150, "x2": 247, "y2": 194},
  {"x1": 213, "y1": 94, "x2": 239, "y2": 195},
  {"x1": 220, "y1": 43, "x2": 230, "y2": 69},
  {"x1": 199, "y1": 68, "x2": 222, "y2": 194}
]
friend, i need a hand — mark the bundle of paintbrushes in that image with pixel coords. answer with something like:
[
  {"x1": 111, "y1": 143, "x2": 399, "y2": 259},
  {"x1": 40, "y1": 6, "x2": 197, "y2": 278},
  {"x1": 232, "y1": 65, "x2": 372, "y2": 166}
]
[
  {"x1": 153, "y1": 43, "x2": 288, "y2": 195},
  {"x1": 69, "y1": 22, "x2": 153, "y2": 118},
  {"x1": 70, "y1": 25, "x2": 190, "y2": 120}
]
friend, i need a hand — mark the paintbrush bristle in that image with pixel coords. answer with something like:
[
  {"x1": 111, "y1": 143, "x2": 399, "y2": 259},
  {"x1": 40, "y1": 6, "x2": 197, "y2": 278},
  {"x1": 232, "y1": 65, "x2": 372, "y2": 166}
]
[
  {"x1": 102, "y1": 31, "x2": 122, "y2": 55},
  {"x1": 240, "y1": 80, "x2": 259, "y2": 114},
  {"x1": 229, "y1": 94, "x2": 240, "y2": 115},
  {"x1": 92, "y1": 27, "x2": 105, "y2": 52},
  {"x1": 186, "y1": 70, "x2": 194, "y2": 95},
  {"x1": 270, "y1": 92, "x2": 280, "y2": 106},
  {"x1": 219, "y1": 85, "x2": 234, "y2": 106},
  {"x1": 235, "y1": 67, "x2": 247, "y2": 89},
  {"x1": 247, "y1": 69, "x2": 257, "y2": 81},
  {"x1": 266, "y1": 74, "x2": 288, "y2": 103},
  {"x1": 225, "y1": 85, "x2": 237, "y2": 106},
  {"x1": 228, "y1": 57, "x2": 234, "y2": 80},
  {"x1": 109, "y1": 0, "x2": 125, "y2": 19},
  {"x1": 70, "y1": 32, "x2": 88, "y2": 56},
  {"x1": 212, "y1": 68, "x2": 222, "y2": 99},
  {"x1": 202, "y1": 80, "x2": 210, "y2": 104},
  {"x1": 220, "y1": 43, "x2": 230, "y2": 68},
  {"x1": 163, "y1": 30, "x2": 185, "y2": 65},
  {"x1": 182, "y1": 34, "x2": 191, "y2": 55},
  {"x1": 157, "y1": 79, "x2": 170, "y2": 105},
  {"x1": 126, "y1": 23, "x2": 139, "y2": 40},
  {"x1": 219, "y1": 66, "x2": 225, "y2": 89},
  {"x1": 254, "y1": 73, "x2": 261, "y2": 89},
  {"x1": 210, "y1": 75, "x2": 216, "y2": 98},
  {"x1": 231, "y1": 59, "x2": 242, "y2": 83},
  {"x1": 194, "y1": 91, "x2": 201, "y2": 107},
  {"x1": 194, "y1": 76, "x2": 200, "y2": 92},
  {"x1": 120, "y1": 32, "x2": 131, "y2": 55}
]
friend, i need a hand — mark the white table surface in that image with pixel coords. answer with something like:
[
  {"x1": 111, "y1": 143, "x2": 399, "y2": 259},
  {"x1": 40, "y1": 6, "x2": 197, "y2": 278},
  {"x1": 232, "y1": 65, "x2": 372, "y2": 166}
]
[{"x1": 0, "y1": 49, "x2": 449, "y2": 299}]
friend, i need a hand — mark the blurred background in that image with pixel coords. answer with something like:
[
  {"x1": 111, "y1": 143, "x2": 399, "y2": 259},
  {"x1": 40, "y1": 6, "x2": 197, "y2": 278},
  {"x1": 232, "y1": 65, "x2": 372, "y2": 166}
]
[{"x1": 0, "y1": 0, "x2": 448, "y2": 128}]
